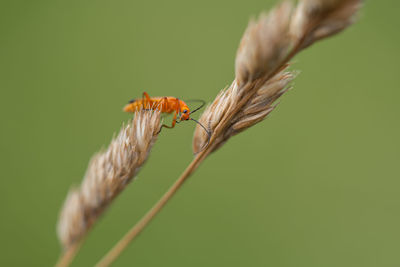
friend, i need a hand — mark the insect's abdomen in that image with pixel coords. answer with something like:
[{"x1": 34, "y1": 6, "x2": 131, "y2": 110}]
[
  {"x1": 124, "y1": 100, "x2": 144, "y2": 112},
  {"x1": 124, "y1": 97, "x2": 178, "y2": 113}
]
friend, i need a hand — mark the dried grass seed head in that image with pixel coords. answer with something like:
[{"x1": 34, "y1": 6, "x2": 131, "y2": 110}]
[
  {"x1": 57, "y1": 110, "x2": 161, "y2": 250},
  {"x1": 193, "y1": 68, "x2": 294, "y2": 153},
  {"x1": 193, "y1": 0, "x2": 362, "y2": 154}
]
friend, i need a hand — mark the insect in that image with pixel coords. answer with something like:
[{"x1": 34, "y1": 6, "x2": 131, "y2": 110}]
[{"x1": 124, "y1": 92, "x2": 211, "y2": 146}]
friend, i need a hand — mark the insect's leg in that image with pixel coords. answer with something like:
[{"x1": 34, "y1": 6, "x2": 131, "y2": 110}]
[
  {"x1": 156, "y1": 97, "x2": 167, "y2": 111},
  {"x1": 176, "y1": 97, "x2": 181, "y2": 118},
  {"x1": 158, "y1": 99, "x2": 180, "y2": 133},
  {"x1": 169, "y1": 98, "x2": 181, "y2": 127},
  {"x1": 158, "y1": 112, "x2": 177, "y2": 134},
  {"x1": 142, "y1": 92, "x2": 152, "y2": 110}
]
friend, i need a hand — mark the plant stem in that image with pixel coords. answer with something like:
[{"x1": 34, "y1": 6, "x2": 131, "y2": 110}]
[{"x1": 55, "y1": 240, "x2": 83, "y2": 267}]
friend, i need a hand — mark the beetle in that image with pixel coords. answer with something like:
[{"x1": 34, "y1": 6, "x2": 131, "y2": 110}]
[{"x1": 124, "y1": 92, "x2": 210, "y2": 144}]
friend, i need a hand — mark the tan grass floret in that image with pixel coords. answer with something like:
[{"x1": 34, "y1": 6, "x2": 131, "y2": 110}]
[{"x1": 57, "y1": 110, "x2": 161, "y2": 250}]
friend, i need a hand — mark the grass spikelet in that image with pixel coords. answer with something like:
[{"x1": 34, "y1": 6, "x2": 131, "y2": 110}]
[
  {"x1": 193, "y1": 68, "x2": 295, "y2": 153},
  {"x1": 235, "y1": 2, "x2": 293, "y2": 85},
  {"x1": 56, "y1": 110, "x2": 161, "y2": 266}
]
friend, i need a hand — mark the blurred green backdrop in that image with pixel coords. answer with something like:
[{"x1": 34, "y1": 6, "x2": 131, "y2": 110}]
[{"x1": 1, "y1": 0, "x2": 399, "y2": 266}]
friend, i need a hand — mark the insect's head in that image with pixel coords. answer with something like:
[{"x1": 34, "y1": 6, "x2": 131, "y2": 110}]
[
  {"x1": 179, "y1": 107, "x2": 190, "y2": 121},
  {"x1": 180, "y1": 99, "x2": 211, "y2": 152}
]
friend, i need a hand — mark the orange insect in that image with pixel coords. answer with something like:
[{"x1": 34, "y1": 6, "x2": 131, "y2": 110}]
[{"x1": 124, "y1": 92, "x2": 210, "y2": 142}]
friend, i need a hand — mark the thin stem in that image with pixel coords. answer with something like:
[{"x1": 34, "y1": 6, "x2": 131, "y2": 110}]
[
  {"x1": 95, "y1": 147, "x2": 212, "y2": 267},
  {"x1": 55, "y1": 240, "x2": 83, "y2": 267}
]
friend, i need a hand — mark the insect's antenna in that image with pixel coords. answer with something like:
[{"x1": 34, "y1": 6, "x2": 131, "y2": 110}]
[
  {"x1": 188, "y1": 99, "x2": 206, "y2": 115},
  {"x1": 190, "y1": 118, "x2": 211, "y2": 151}
]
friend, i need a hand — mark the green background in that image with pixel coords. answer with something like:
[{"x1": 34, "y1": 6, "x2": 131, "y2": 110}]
[{"x1": 1, "y1": 0, "x2": 399, "y2": 266}]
